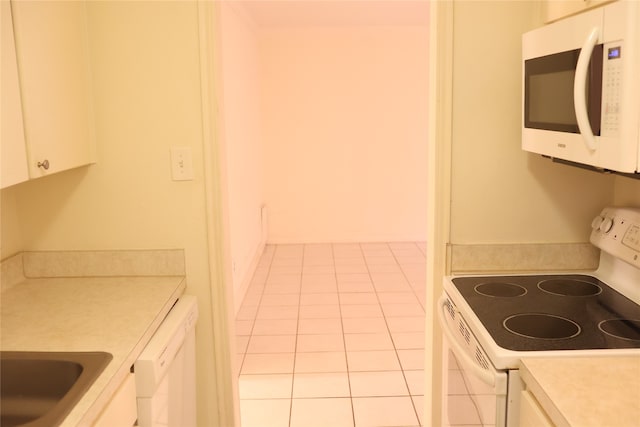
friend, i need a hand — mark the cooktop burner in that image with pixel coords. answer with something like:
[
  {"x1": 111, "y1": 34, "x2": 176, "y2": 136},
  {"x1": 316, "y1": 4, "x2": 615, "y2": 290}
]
[
  {"x1": 599, "y1": 319, "x2": 640, "y2": 341},
  {"x1": 452, "y1": 274, "x2": 640, "y2": 351},
  {"x1": 474, "y1": 282, "x2": 527, "y2": 297},
  {"x1": 503, "y1": 313, "x2": 581, "y2": 339},
  {"x1": 538, "y1": 278, "x2": 602, "y2": 297}
]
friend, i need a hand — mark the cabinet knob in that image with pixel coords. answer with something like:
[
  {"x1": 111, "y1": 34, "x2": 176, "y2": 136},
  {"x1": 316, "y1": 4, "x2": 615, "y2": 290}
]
[{"x1": 37, "y1": 159, "x2": 50, "y2": 170}]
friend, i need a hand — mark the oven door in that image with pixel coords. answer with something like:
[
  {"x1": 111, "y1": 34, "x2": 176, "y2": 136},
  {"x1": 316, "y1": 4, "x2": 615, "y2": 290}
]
[{"x1": 438, "y1": 295, "x2": 508, "y2": 427}]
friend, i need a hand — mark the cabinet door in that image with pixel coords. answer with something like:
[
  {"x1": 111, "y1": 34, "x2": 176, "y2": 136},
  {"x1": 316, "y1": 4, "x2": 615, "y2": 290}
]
[
  {"x1": 92, "y1": 373, "x2": 137, "y2": 427},
  {"x1": 1, "y1": 1, "x2": 29, "y2": 188},
  {"x1": 11, "y1": 0, "x2": 95, "y2": 178},
  {"x1": 519, "y1": 390, "x2": 555, "y2": 427},
  {"x1": 544, "y1": 0, "x2": 615, "y2": 23}
]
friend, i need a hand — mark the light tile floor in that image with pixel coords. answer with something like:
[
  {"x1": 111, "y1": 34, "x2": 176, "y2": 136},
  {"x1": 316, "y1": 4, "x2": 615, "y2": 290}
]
[{"x1": 235, "y1": 242, "x2": 427, "y2": 427}]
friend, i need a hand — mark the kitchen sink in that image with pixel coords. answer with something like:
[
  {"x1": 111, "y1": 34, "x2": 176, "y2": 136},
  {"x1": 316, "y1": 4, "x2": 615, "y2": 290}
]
[{"x1": 0, "y1": 351, "x2": 112, "y2": 427}]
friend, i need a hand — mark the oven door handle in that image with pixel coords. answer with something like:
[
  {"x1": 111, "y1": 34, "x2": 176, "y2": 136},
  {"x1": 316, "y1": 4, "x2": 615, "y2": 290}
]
[
  {"x1": 437, "y1": 295, "x2": 496, "y2": 387},
  {"x1": 574, "y1": 26, "x2": 600, "y2": 152}
]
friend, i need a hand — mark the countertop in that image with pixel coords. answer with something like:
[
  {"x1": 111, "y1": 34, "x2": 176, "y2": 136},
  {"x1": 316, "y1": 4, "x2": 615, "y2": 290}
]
[
  {"x1": 0, "y1": 275, "x2": 185, "y2": 426},
  {"x1": 520, "y1": 356, "x2": 640, "y2": 427}
]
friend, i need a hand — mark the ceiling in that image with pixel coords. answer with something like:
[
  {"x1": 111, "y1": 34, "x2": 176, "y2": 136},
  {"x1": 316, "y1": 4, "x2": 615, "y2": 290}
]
[{"x1": 230, "y1": 0, "x2": 430, "y2": 27}]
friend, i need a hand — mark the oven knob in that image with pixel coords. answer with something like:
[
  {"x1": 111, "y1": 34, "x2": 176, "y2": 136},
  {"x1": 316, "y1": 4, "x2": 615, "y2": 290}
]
[
  {"x1": 591, "y1": 215, "x2": 604, "y2": 230},
  {"x1": 600, "y1": 217, "x2": 614, "y2": 233}
]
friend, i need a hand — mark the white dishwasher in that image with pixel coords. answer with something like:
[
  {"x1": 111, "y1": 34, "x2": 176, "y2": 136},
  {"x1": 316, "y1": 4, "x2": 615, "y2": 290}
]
[{"x1": 135, "y1": 294, "x2": 198, "y2": 427}]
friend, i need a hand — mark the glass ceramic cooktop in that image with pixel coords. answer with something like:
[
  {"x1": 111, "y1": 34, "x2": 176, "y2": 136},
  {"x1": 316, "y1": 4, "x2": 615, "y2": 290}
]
[{"x1": 452, "y1": 274, "x2": 640, "y2": 351}]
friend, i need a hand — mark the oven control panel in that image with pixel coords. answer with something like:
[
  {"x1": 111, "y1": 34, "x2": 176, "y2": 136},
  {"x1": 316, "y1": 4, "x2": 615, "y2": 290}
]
[{"x1": 591, "y1": 207, "x2": 640, "y2": 268}]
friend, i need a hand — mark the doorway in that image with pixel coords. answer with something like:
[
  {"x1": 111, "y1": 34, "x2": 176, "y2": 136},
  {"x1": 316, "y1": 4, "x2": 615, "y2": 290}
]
[{"x1": 212, "y1": 1, "x2": 431, "y2": 425}]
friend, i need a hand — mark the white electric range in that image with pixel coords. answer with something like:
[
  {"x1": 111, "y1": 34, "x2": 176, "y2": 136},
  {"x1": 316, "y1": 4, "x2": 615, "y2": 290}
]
[{"x1": 438, "y1": 206, "x2": 640, "y2": 427}]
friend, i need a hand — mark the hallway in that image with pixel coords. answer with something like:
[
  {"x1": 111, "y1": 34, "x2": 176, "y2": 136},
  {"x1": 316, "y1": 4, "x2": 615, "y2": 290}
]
[{"x1": 235, "y1": 242, "x2": 426, "y2": 427}]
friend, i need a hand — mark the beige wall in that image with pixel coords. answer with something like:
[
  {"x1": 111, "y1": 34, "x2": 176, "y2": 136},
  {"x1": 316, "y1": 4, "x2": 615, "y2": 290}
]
[
  {"x1": 1, "y1": 2, "x2": 229, "y2": 425},
  {"x1": 450, "y1": 0, "x2": 615, "y2": 246},
  {"x1": 218, "y1": 3, "x2": 266, "y2": 311},
  {"x1": 215, "y1": 7, "x2": 430, "y2": 308},
  {"x1": 260, "y1": 25, "x2": 429, "y2": 243},
  {"x1": 1, "y1": 188, "x2": 22, "y2": 258},
  {"x1": 430, "y1": 2, "x2": 638, "y2": 424},
  {"x1": 614, "y1": 176, "x2": 640, "y2": 205}
]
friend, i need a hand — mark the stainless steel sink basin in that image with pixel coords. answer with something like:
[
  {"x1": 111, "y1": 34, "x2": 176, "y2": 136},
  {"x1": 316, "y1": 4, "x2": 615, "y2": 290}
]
[{"x1": 0, "y1": 351, "x2": 112, "y2": 427}]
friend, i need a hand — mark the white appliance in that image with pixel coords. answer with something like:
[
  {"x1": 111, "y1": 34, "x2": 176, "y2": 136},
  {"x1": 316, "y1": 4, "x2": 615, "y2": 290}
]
[
  {"x1": 135, "y1": 294, "x2": 199, "y2": 427},
  {"x1": 522, "y1": 1, "x2": 640, "y2": 174},
  {"x1": 438, "y1": 207, "x2": 640, "y2": 427}
]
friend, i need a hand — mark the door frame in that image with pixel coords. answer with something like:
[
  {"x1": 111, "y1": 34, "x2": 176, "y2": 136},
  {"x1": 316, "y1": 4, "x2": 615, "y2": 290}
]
[
  {"x1": 196, "y1": 0, "x2": 454, "y2": 425},
  {"x1": 425, "y1": 0, "x2": 453, "y2": 425}
]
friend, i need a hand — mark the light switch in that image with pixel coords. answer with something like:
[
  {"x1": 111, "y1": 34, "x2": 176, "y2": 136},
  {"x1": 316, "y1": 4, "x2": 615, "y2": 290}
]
[{"x1": 170, "y1": 147, "x2": 194, "y2": 181}]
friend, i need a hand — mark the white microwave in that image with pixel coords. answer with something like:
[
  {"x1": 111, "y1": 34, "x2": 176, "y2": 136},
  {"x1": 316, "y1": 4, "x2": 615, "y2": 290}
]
[{"x1": 522, "y1": 1, "x2": 640, "y2": 174}]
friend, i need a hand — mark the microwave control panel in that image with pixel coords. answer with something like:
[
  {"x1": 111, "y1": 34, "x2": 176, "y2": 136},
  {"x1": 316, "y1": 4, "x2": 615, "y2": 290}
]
[
  {"x1": 591, "y1": 206, "x2": 640, "y2": 268},
  {"x1": 601, "y1": 41, "x2": 624, "y2": 137}
]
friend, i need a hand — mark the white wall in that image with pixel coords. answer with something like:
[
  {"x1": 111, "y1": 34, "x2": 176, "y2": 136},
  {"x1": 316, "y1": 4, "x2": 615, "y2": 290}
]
[
  {"x1": 0, "y1": 3, "x2": 230, "y2": 425},
  {"x1": 218, "y1": 3, "x2": 266, "y2": 312},
  {"x1": 260, "y1": 25, "x2": 429, "y2": 243},
  {"x1": 450, "y1": 1, "x2": 614, "y2": 246}
]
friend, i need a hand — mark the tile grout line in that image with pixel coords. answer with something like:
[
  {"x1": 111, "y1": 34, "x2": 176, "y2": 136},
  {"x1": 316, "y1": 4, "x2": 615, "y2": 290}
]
[
  {"x1": 388, "y1": 241, "x2": 426, "y2": 426},
  {"x1": 363, "y1": 242, "x2": 423, "y2": 426},
  {"x1": 332, "y1": 242, "x2": 357, "y2": 427},
  {"x1": 238, "y1": 246, "x2": 275, "y2": 378},
  {"x1": 287, "y1": 244, "x2": 305, "y2": 427},
  {"x1": 392, "y1": 241, "x2": 428, "y2": 312}
]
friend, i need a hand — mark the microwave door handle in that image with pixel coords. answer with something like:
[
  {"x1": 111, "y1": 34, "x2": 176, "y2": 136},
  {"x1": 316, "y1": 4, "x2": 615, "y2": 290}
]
[
  {"x1": 574, "y1": 27, "x2": 600, "y2": 151},
  {"x1": 437, "y1": 296, "x2": 496, "y2": 387}
]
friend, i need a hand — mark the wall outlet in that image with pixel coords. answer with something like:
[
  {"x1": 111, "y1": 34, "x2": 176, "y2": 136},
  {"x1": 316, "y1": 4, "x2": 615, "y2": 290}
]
[{"x1": 170, "y1": 147, "x2": 194, "y2": 181}]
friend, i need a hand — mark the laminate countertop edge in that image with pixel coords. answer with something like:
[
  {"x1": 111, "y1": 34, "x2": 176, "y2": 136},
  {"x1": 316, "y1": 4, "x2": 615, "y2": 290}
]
[
  {"x1": 519, "y1": 356, "x2": 640, "y2": 427},
  {"x1": 0, "y1": 275, "x2": 187, "y2": 426}
]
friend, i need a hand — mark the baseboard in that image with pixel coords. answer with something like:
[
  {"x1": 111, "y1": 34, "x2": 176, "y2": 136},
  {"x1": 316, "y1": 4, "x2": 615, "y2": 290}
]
[
  {"x1": 266, "y1": 235, "x2": 428, "y2": 245},
  {"x1": 234, "y1": 238, "x2": 266, "y2": 316}
]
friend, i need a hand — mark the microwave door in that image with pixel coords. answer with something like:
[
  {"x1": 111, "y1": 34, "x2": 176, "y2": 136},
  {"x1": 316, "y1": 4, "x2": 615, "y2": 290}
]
[
  {"x1": 524, "y1": 50, "x2": 580, "y2": 134},
  {"x1": 524, "y1": 45, "x2": 603, "y2": 138},
  {"x1": 522, "y1": 0, "x2": 640, "y2": 174},
  {"x1": 574, "y1": 28, "x2": 602, "y2": 151}
]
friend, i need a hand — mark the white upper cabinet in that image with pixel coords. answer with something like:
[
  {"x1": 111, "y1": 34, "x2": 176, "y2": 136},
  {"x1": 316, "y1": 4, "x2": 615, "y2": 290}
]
[
  {"x1": 2, "y1": 0, "x2": 96, "y2": 188},
  {"x1": 544, "y1": 0, "x2": 616, "y2": 23},
  {"x1": 1, "y1": 1, "x2": 29, "y2": 188}
]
